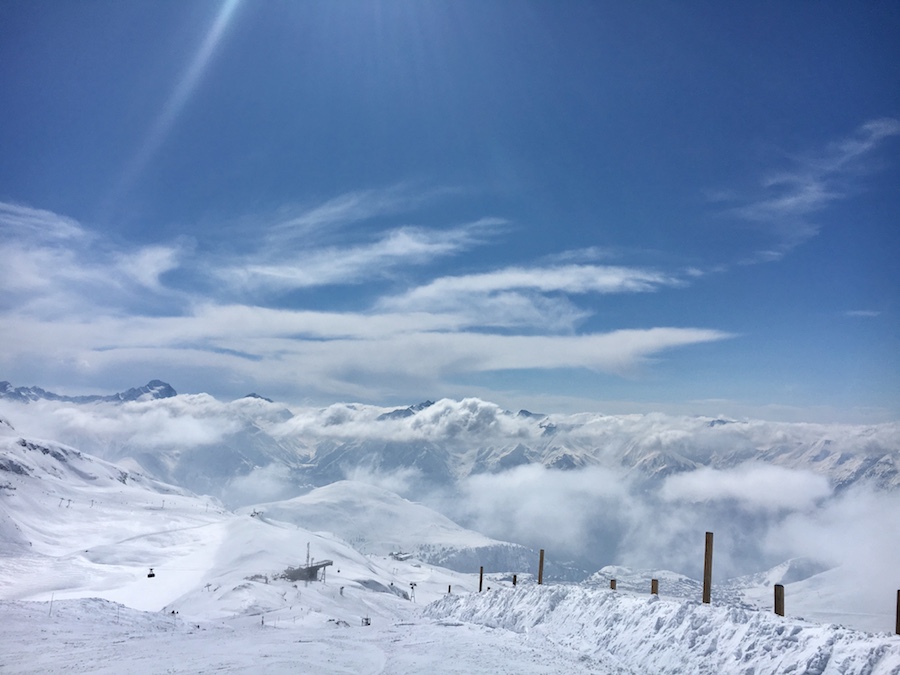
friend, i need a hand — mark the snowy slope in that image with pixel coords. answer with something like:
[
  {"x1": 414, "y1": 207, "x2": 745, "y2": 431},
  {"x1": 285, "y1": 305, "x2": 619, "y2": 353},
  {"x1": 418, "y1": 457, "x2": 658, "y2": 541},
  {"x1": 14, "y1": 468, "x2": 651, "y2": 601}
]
[
  {"x1": 3, "y1": 580, "x2": 899, "y2": 674},
  {"x1": 243, "y1": 480, "x2": 537, "y2": 574},
  {"x1": 0, "y1": 430, "x2": 476, "y2": 615},
  {"x1": 2, "y1": 425, "x2": 900, "y2": 673},
  {"x1": 0, "y1": 596, "x2": 625, "y2": 675}
]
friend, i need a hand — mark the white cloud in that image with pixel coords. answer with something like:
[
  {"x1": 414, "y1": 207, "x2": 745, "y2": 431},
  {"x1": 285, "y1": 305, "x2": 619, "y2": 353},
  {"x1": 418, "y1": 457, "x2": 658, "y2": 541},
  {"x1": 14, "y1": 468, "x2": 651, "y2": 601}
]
[
  {"x1": 821, "y1": 117, "x2": 900, "y2": 172},
  {"x1": 271, "y1": 397, "x2": 540, "y2": 446},
  {"x1": 50, "y1": 396, "x2": 243, "y2": 450},
  {"x1": 226, "y1": 463, "x2": 296, "y2": 506},
  {"x1": 342, "y1": 465, "x2": 422, "y2": 497},
  {"x1": 0, "y1": 187, "x2": 733, "y2": 404},
  {"x1": 0, "y1": 201, "x2": 190, "y2": 317},
  {"x1": 660, "y1": 463, "x2": 832, "y2": 512},
  {"x1": 115, "y1": 245, "x2": 184, "y2": 290},
  {"x1": 0, "y1": 202, "x2": 87, "y2": 242},
  {"x1": 0, "y1": 296, "x2": 732, "y2": 403},
  {"x1": 228, "y1": 219, "x2": 502, "y2": 291},
  {"x1": 382, "y1": 264, "x2": 682, "y2": 308},
  {"x1": 377, "y1": 264, "x2": 686, "y2": 332},
  {"x1": 263, "y1": 184, "x2": 460, "y2": 243},
  {"x1": 455, "y1": 464, "x2": 636, "y2": 558}
]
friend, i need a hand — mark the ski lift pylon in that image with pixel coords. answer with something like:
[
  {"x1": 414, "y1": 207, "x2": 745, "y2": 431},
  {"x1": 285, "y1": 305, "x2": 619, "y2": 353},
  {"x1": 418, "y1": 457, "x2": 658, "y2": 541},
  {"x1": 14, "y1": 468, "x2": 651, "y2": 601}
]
[{"x1": 147, "y1": 568, "x2": 155, "y2": 578}]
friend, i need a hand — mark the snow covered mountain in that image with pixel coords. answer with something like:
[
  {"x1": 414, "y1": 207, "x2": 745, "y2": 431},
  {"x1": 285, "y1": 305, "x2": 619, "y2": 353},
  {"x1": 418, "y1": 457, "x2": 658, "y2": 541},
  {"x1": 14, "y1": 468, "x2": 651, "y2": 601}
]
[
  {"x1": 243, "y1": 480, "x2": 542, "y2": 576},
  {"x1": 0, "y1": 423, "x2": 477, "y2": 614},
  {"x1": 3, "y1": 385, "x2": 896, "y2": 503},
  {"x1": 2, "y1": 384, "x2": 898, "y2": 600},
  {"x1": 0, "y1": 379, "x2": 177, "y2": 404},
  {"x1": 2, "y1": 391, "x2": 900, "y2": 672}
]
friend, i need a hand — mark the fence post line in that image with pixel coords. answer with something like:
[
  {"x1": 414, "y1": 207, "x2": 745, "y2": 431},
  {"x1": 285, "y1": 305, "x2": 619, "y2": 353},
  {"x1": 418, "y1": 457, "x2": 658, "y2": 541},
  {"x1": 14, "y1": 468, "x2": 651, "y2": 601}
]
[
  {"x1": 774, "y1": 584, "x2": 785, "y2": 616},
  {"x1": 702, "y1": 531, "x2": 714, "y2": 604},
  {"x1": 651, "y1": 578, "x2": 659, "y2": 595},
  {"x1": 479, "y1": 566, "x2": 484, "y2": 592},
  {"x1": 610, "y1": 579, "x2": 616, "y2": 590},
  {"x1": 538, "y1": 549, "x2": 545, "y2": 585}
]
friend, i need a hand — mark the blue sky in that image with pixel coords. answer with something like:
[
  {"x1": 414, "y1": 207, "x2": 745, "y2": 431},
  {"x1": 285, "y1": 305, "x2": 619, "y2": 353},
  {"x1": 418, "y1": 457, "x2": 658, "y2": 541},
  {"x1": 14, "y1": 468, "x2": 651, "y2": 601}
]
[{"x1": 0, "y1": 0, "x2": 898, "y2": 421}]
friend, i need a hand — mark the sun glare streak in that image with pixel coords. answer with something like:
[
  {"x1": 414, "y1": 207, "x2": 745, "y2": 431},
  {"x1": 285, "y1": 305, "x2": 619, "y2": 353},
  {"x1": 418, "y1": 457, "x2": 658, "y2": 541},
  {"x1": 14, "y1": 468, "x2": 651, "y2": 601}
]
[{"x1": 111, "y1": 0, "x2": 242, "y2": 205}]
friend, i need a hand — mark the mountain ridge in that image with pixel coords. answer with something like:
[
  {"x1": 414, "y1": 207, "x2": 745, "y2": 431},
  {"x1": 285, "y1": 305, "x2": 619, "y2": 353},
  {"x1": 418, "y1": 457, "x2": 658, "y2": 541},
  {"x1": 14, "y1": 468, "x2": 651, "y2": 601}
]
[
  {"x1": 1, "y1": 385, "x2": 897, "y2": 501},
  {"x1": 0, "y1": 379, "x2": 177, "y2": 404}
]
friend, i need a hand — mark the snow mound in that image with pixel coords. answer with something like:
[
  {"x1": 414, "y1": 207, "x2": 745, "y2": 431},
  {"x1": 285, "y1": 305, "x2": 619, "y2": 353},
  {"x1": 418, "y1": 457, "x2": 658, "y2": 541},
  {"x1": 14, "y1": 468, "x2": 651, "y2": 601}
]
[{"x1": 425, "y1": 585, "x2": 900, "y2": 674}]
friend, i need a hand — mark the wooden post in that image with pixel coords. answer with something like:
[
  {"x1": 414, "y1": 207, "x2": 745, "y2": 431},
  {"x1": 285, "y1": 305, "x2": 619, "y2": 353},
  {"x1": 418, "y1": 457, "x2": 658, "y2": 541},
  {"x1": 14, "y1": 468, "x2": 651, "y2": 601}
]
[
  {"x1": 448, "y1": 585, "x2": 451, "y2": 594},
  {"x1": 610, "y1": 579, "x2": 616, "y2": 590},
  {"x1": 512, "y1": 574, "x2": 517, "y2": 587},
  {"x1": 651, "y1": 578, "x2": 658, "y2": 595},
  {"x1": 895, "y1": 589, "x2": 899, "y2": 635},
  {"x1": 774, "y1": 584, "x2": 785, "y2": 616},
  {"x1": 702, "y1": 531, "x2": 713, "y2": 604},
  {"x1": 538, "y1": 549, "x2": 544, "y2": 585},
  {"x1": 479, "y1": 566, "x2": 484, "y2": 592}
]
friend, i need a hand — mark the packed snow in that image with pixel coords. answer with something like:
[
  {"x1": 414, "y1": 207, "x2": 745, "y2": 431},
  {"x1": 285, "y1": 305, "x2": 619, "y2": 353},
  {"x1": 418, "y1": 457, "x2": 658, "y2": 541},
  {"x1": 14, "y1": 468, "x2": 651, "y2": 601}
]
[{"x1": 426, "y1": 586, "x2": 900, "y2": 674}]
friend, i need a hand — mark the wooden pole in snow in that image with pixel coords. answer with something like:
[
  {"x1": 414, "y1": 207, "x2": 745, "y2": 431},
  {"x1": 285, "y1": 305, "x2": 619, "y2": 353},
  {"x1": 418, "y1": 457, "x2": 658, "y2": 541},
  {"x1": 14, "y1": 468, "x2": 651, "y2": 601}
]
[
  {"x1": 512, "y1": 574, "x2": 517, "y2": 587},
  {"x1": 651, "y1": 578, "x2": 659, "y2": 595},
  {"x1": 479, "y1": 566, "x2": 484, "y2": 592},
  {"x1": 895, "y1": 589, "x2": 899, "y2": 635},
  {"x1": 610, "y1": 579, "x2": 616, "y2": 590},
  {"x1": 538, "y1": 549, "x2": 544, "y2": 585},
  {"x1": 774, "y1": 584, "x2": 785, "y2": 616},
  {"x1": 702, "y1": 531, "x2": 714, "y2": 604}
]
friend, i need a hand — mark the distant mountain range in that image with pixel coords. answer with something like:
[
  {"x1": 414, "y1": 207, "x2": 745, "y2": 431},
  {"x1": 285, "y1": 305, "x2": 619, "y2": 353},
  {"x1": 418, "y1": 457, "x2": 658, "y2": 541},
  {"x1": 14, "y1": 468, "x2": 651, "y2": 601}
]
[
  {"x1": 0, "y1": 379, "x2": 176, "y2": 404},
  {"x1": 1, "y1": 381, "x2": 898, "y2": 503}
]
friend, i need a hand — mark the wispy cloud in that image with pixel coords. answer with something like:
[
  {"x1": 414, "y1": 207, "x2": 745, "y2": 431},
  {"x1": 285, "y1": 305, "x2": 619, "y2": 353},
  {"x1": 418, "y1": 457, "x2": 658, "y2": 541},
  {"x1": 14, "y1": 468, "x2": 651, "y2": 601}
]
[
  {"x1": 379, "y1": 264, "x2": 684, "y2": 330},
  {"x1": 817, "y1": 118, "x2": 900, "y2": 172},
  {"x1": 543, "y1": 247, "x2": 618, "y2": 264},
  {"x1": 0, "y1": 309, "x2": 732, "y2": 401},
  {"x1": 0, "y1": 187, "x2": 729, "y2": 403},
  {"x1": 226, "y1": 218, "x2": 503, "y2": 292},
  {"x1": 114, "y1": 245, "x2": 185, "y2": 291},
  {"x1": 384, "y1": 264, "x2": 682, "y2": 300},
  {"x1": 719, "y1": 118, "x2": 900, "y2": 261},
  {"x1": 0, "y1": 202, "x2": 87, "y2": 242},
  {"x1": 262, "y1": 184, "x2": 461, "y2": 246},
  {"x1": 844, "y1": 310, "x2": 881, "y2": 318},
  {"x1": 0, "y1": 202, "x2": 187, "y2": 316}
]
